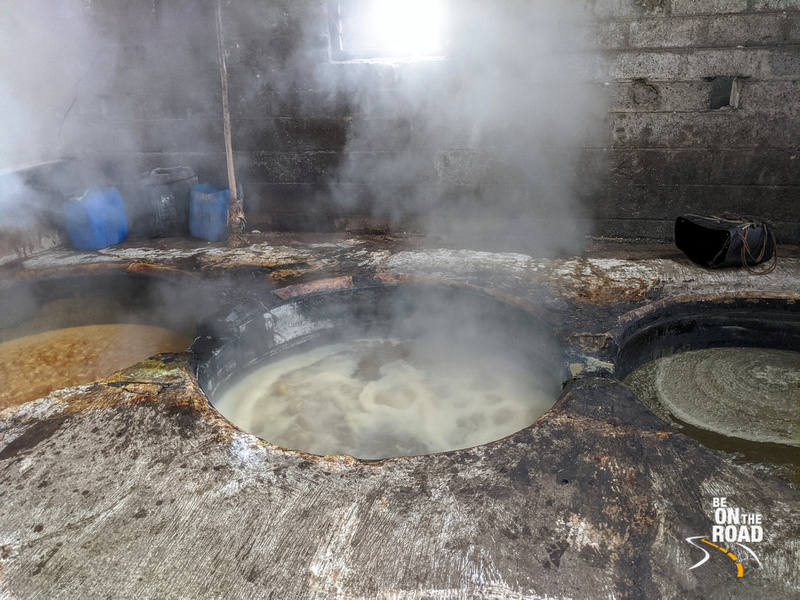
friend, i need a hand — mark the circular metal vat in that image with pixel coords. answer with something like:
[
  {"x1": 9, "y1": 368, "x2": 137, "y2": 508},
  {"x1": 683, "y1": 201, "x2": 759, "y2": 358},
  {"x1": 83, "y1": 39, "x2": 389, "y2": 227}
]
[
  {"x1": 614, "y1": 294, "x2": 800, "y2": 483},
  {"x1": 191, "y1": 276, "x2": 566, "y2": 460},
  {"x1": 0, "y1": 272, "x2": 219, "y2": 409}
]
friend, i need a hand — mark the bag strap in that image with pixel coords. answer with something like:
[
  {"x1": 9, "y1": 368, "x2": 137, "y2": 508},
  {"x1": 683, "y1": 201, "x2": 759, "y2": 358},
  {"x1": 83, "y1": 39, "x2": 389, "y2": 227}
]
[{"x1": 736, "y1": 223, "x2": 777, "y2": 275}]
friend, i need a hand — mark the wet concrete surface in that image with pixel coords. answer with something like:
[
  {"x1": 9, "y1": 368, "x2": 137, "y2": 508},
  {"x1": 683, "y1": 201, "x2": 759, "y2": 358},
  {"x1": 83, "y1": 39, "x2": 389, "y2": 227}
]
[{"x1": 0, "y1": 234, "x2": 798, "y2": 599}]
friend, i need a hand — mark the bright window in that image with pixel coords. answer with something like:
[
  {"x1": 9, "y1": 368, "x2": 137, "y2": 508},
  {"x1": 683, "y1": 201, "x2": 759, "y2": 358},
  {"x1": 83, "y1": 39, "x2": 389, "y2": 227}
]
[{"x1": 329, "y1": 0, "x2": 448, "y2": 60}]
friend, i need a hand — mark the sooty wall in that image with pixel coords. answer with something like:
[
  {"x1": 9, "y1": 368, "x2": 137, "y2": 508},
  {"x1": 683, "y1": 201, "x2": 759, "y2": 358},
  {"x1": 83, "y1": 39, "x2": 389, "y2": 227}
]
[
  {"x1": 597, "y1": 0, "x2": 799, "y2": 242},
  {"x1": 8, "y1": 0, "x2": 797, "y2": 245}
]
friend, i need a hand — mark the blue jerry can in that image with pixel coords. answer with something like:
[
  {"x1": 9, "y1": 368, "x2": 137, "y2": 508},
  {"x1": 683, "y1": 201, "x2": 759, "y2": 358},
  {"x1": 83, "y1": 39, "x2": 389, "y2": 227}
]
[
  {"x1": 190, "y1": 184, "x2": 241, "y2": 242},
  {"x1": 64, "y1": 188, "x2": 128, "y2": 250}
]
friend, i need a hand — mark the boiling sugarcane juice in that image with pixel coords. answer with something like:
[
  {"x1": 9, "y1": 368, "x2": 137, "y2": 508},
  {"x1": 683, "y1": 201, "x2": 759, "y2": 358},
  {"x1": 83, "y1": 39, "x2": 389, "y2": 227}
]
[
  {"x1": 214, "y1": 338, "x2": 557, "y2": 459},
  {"x1": 0, "y1": 324, "x2": 192, "y2": 409}
]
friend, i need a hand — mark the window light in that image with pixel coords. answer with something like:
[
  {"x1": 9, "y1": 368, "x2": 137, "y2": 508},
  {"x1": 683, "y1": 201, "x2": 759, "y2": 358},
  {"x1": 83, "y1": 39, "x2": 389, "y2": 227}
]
[{"x1": 330, "y1": 0, "x2": 448, "y2": 60}]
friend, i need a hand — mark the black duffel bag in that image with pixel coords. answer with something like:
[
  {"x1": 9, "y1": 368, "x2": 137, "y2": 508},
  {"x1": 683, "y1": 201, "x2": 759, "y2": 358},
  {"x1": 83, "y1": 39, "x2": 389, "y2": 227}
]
[{"x1": 675, "y1": 214, "x2": 777, "y2": 273}]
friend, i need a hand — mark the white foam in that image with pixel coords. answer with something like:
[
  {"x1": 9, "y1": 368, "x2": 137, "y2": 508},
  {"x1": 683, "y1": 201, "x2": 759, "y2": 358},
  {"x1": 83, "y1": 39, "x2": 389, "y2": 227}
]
[
  {"x1": 625, "y1": 347, "x2": 800, "y2": 446},
  {"x1": 214, "y1": 338, "x2": 555, "y2": 459}
]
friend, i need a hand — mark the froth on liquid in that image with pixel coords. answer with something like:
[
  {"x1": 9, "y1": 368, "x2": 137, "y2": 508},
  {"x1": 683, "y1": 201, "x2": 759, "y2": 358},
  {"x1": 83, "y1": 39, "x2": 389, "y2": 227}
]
[
  {"x1": 214, "y1": 338, "x2": 555, "y2": 459},
  {"x1": 0, "y1": 324, "x2": 192, "y2": 410},
  {"x1": 624, "y1": 347, "x2": 800, "y2": 446}
]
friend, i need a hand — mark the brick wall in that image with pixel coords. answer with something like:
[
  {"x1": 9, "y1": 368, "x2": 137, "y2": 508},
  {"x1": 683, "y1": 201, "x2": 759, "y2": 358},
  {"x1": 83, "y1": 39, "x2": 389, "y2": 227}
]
[
  {"x1": 57, "y1": 0, "x2": 800, "y2": 244},
  {"x1": 594, "y1": 0, "x2": 799, "y2": 242}
]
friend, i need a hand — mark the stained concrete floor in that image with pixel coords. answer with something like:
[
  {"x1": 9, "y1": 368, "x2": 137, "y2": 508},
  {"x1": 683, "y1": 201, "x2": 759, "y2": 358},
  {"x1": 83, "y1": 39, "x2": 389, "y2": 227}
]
[{"x1": 0, "y1": 234, "x2": 798, "y2": 599}]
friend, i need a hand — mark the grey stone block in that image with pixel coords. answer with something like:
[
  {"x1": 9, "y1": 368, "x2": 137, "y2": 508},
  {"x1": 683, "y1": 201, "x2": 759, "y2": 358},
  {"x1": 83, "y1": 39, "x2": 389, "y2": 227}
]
[
  {"x1": 592, "y1": 0, "x2": 646, "y2": 18},
  {"x1": 609, "y1": 51, "x2": 685, "y2": 79},
  {"x1": 593, "y1": 20, "x2": 630, "y2": 49},
  {"x1": 791, "y1": 11, "x2": 800, "y2": 42},
  {"x1": 229, "y1": 83, "x2": 354, "y2": 120},
  {"x1": 609, "y1": 81, "x2": 713, "y2": 111},
  {"x1": 140, "y1": 117, "x2": 223, "y2": 154},
  {"x1": 240, "y1": 150, "x2": 343, "y2": 184},
  {"x1": 706, "y1": 13, "x2": 795, "y2": 47},
  {"x1": 710, "y1": 149, "x2": 800, "y2": 185},
  {"x1": 672, "y1": 0, "x2": 748, "y2": 15},
  {"x1": 223, "y1": 35, "x2": 307, "y2": 72},
  {"x1": 629, "y1": 18, "x2": 705, "y2": 48},
  {"x1": 593, "y1": 0, "x2": 669, "y2": 17},
  {"x1": 750, "y1": 0, "x2": 800, "y2": 11},
  {"x1": 630, "y1": 78, "x2": 663, "y2": 106},
  {"x1": 651, "y1": 81, "x2": 713, "y2": 110},
  {"x1": 223, "y1": 1, "x2": 315, "y2": 43},
  {"x1": 340, "y1": 118, "x2": 415, "y2": 152},
  {"x1": 610, "y1": 148, "x2": 715, "y2": 185},
  {"x1": 610, "y1": 111, "x2": 795, "y2": 148},
  {"x1": 594, "y1": 184, "x2": 697, "y2": 218},
  {"x1": 739, "y1": 79, "x2": 800, "y2": 110},
  {"x1": 230, "y1": 117, "x2": 351, "y2": 152},
  {"x1": 683, "y1": 48, "x2": 774, "y2": 78},
  {"x1": 768, "y1": 47, "x2": 800, "y2": 76}
]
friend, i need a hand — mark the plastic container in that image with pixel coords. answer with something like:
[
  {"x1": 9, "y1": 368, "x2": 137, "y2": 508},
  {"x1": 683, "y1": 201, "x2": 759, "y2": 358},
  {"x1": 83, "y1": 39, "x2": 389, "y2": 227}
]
[
  {"x1": 190, "y1": 184, "x2": 242, "y2": 242},
  {"x1": 64, "y1": 188, "x2": 128, "y2": 250},
  {"x1": 139, "y1": 166, "x2": 198, "y2": 238}
]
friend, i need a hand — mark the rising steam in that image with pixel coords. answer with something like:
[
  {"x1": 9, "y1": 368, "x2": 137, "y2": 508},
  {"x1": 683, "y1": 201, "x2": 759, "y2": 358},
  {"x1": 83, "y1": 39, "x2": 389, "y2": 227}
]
[
  {"x1": 0, "y1": 0, "x2": 607, "y2": 257},
  {"x1": 0, "y1": 0, "x2": 115, "y2": 169},
  {"x1": 326, "y1": 0, "x2": 607, "y2": 254}
]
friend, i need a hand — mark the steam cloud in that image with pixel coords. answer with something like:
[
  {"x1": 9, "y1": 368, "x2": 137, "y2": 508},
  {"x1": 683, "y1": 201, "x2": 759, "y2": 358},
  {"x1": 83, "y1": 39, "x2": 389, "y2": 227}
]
[
  {"x1": 0, "y1": 0, "x2": 115, "y2": 169},
  {"x1": 324, "y1": 0, "x2": 607, "y2": 254},
  {"x1": 0, "y1": 0, "x2": 606, "y2": 258},
  {"x1": 0, "y1": 0, "x2": 117, "y2": 255}
]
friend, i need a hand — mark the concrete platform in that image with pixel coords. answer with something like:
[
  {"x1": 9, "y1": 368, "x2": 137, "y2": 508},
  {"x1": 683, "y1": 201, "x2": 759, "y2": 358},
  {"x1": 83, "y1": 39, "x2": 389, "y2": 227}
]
[{"x1": 1, "y1": 235, "x2": 798, "y2": 599}]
